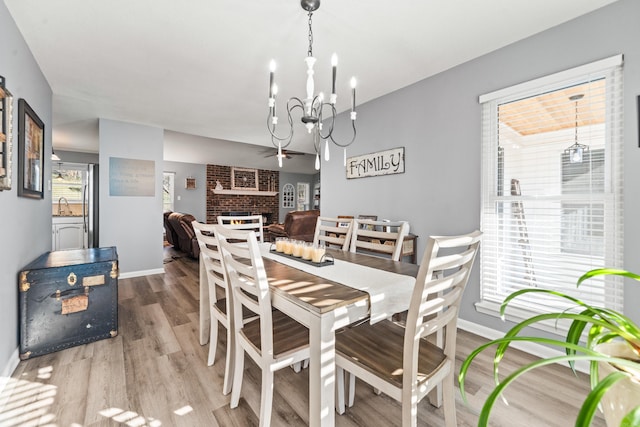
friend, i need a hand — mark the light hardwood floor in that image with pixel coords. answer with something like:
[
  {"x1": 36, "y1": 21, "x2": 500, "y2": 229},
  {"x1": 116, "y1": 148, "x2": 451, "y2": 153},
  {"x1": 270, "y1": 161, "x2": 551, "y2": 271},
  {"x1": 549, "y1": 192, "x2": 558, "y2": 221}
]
[{"x1": 1, "y1": 247, "x2": 604, "y2": 426}]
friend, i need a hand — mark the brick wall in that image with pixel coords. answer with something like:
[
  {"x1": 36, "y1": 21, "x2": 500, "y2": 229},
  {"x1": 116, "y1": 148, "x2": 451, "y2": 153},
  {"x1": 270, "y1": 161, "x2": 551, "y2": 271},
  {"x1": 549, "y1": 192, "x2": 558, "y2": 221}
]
[{"x1": 206, "y1": 165, "x2": 279, "y2": 224}]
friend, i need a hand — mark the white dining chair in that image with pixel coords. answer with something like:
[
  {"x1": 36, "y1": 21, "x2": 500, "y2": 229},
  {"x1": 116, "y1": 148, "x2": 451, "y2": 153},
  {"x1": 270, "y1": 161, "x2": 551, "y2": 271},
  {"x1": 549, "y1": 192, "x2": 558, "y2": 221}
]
[
  {"x1": 313, "y1": 216, "x2": 354, "y2": 251},
  {"x1": 192, "y1": 221, "x2": 257, "y2": 395},
  {"x1": 336, "y1": 230, "x2": 482, "y2": 427},
  {"x1": 215, "y1": 225, "x2": 310, "y2": 427},
  {"x1": 217, "y1": 214, "x2": 265, "y2": 243},
  {"x1": 350, "y1": 218, "x2": 409, "y2": 261}
]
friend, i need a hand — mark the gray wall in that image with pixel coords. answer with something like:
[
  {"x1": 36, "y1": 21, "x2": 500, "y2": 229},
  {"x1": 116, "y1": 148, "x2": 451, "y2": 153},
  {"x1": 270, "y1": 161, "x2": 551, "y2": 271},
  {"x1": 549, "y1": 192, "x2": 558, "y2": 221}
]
[
  {"x1": 322, "y1": 0, "x2": 640, "y2": 328},
  {"x1": 99, "y1": 119, "x2": 164, "y2": 275},
  {"x1": 0, "y1": 2, "x2": 53, "y2": 376},
  {"x1": 278, "y1": 172, "x2": 319, "y2": 222},
  {"x1": 163, "y1": 160, "x2": 206, "y2": 222}
]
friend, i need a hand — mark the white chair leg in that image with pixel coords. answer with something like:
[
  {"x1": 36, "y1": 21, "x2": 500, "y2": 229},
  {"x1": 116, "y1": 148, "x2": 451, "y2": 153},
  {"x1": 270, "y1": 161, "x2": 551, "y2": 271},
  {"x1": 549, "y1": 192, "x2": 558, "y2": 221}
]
[
  {"x1": 336, "y1": 367, "x2": 345, "y2": 414},
  {"x1": 303, "y1": 358, "x2": 309, "y2": 369},
  {"x1": 348, "y1": 372, "x2": 356, "y2": 407},
  {"x1": 198, "y1": 256, "x2": 210, "y2": 346},
  {"x1": 222, "y1": 325, "x2": 233, "y2": 395},
  {"x1": 230, "y1": 344, "x2": 244, "y2": 408},
  {"x1": 259, "y1": 370, "x2": 274, "y2": 427},
  {"x1": 442, "y1": 373, "x2": 457, "y2": 427},
  {"x1": 402, "y1": 396, "x2": 418, "y2": 427},
  {"x1": 429, "y1": 307, "x2": 444, "y2": 408},
  {"x1": 292, "y1": 362, "x2": 302, "y2": 373},
  {"x1": 208, "y1": 311, "x2": 218, "y2": 366},
  {"x1": 427, "y1": 384, "x2": 443, "y2": 408}
]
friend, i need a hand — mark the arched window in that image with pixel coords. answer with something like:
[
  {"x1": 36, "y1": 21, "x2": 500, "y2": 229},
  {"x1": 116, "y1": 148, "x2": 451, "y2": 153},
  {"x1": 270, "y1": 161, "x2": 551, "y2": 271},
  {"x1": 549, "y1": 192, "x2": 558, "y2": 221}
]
[{"x1": 282, "y1": 183, "x2": 295, "y2": 208}]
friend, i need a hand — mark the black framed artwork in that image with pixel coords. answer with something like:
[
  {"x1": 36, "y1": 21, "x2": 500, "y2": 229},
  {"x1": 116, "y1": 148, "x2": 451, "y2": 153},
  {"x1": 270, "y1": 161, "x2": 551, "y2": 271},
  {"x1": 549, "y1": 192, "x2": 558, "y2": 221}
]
[{"x1": 18, "y1": 98, "x2": 45, "y2": 199}]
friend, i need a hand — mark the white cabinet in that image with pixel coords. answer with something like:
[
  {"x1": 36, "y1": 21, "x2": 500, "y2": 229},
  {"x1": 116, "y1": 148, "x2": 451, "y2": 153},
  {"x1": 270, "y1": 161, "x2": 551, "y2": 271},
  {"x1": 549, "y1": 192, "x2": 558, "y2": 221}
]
[{"x1": 52, "y1": 218, "x2": 85, "y2": 250}]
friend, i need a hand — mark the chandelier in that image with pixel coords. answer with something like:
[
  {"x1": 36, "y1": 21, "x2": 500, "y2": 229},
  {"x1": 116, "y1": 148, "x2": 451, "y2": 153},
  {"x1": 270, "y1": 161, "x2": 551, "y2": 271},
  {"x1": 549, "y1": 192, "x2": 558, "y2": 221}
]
[
  {"x1": 564, "y1": 94, "x2": 588, "y2": 163},
  {"x1": 267, "y1": 0, "x2": 357, "y2": 169}
]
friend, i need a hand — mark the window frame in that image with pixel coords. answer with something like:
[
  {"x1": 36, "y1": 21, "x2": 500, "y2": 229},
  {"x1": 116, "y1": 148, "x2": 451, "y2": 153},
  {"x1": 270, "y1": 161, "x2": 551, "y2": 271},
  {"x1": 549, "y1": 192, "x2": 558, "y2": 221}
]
[{"x1": 476, "y1": 55, "x2": 624, "y2": 334}]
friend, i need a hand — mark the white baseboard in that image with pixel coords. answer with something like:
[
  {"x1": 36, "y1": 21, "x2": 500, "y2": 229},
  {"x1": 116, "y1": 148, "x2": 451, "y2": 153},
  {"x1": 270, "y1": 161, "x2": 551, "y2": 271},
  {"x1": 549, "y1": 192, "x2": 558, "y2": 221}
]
[
  {"x1": 458, "y1": 318, "x2": 589, "y2": 373},
  {"x1": 119, "y1": 268, "x2": 165, "y2": 279},
  {"x1": 0, "y1": 347, "x2": 20, "y2": 411}
]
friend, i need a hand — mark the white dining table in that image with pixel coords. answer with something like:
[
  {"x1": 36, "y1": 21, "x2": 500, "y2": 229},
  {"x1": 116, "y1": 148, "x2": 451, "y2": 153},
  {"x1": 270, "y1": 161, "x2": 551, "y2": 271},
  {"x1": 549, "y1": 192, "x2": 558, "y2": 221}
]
[{"x1": 199, "y1": 245, "x2": 419, "y2": 427}]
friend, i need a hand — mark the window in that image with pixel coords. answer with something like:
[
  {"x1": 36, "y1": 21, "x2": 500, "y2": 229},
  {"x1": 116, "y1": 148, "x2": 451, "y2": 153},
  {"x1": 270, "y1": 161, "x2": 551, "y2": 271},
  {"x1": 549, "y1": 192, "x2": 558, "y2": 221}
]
[
  {"x1": 163, "y1": 172, "x2": 175, "y2": 212},
  {"x1": 477, "y1": 55, "x2": 624, "y2": 328},
  {"x1": 51, "y1": 164, "x2": 84, "y2": 203}
]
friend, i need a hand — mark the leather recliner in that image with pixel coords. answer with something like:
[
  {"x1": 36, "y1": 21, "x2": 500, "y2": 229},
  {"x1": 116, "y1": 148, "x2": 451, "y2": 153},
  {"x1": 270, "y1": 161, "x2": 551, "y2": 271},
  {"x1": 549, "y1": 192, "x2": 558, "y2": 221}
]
[
  {"x1": 165, "y1": 212, "x2": 200, "y2": 258},
  {"x1": 267, "y1": 210, "x2": 320, "y2": 242},
  {"x1": 163, "y1": 211, "x2": 179, "y2": 247}
]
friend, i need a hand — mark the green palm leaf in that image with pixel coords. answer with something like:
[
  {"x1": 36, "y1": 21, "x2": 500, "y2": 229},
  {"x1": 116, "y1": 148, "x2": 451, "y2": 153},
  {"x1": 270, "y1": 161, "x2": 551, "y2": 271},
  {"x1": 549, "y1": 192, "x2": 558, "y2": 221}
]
[{"x1": 460, "y1": 268, "x2": 640, "y2": 426}]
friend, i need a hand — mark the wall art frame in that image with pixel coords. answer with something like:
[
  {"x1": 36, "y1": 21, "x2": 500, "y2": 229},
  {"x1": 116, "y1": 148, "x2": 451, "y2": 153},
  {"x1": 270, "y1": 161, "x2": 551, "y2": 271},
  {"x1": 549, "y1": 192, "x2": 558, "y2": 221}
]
[
  {"x1": 18, "y1": 98, "x2": 45, "y2": 199},
  {"x1": 346, "y1": 146, "x2": 405, "y2": 179},
  {"x1": 185, "y1": 177, "x2": 196, "y2": 189},
  {"x1": 0, "y1": 76, "x2": 14, "y2": 191},
  {"x1": 231, "y1": 167, "x2": 259, "y2": 190}
]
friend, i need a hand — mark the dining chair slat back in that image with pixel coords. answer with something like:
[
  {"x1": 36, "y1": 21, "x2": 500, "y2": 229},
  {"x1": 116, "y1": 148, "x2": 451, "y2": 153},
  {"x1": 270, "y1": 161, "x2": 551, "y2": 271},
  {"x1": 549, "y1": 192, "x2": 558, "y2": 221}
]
[
  {"x1": 192, "y1": 220, "x2": 251, "y2": 395},
  {"x1": 313, "y1": 216, "x2": 354, "y2": 251},
  {"x1": 217, "y1": 214, "x2": 264, "y2": 243},
  {"x1": 336, "y1": 230, "x2": 482, "y2": 427},
  {"x1": 214, "y1": 225, "x2": 310, "y2": 427},
  {"x1": 350, "y1": 219, "x2": 409, "y2": 261}
]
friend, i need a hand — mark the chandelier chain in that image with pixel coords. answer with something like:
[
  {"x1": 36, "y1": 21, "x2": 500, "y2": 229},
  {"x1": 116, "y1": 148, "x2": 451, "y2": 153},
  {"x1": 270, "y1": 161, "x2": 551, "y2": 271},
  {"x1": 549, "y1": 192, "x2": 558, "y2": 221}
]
[
  {"x1": 574, "y1": 99, "x2": 578, "y2": 143},
  {"x1": 307, "y1": 12, "x2": 314, "y2": 57}
]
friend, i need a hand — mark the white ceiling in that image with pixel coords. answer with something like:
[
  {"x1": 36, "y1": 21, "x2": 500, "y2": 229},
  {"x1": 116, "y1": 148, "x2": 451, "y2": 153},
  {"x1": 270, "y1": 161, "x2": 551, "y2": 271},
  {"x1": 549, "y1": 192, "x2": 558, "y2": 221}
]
[{"x1": 4, "y1": 0, "x2": 618, "y2": 173}]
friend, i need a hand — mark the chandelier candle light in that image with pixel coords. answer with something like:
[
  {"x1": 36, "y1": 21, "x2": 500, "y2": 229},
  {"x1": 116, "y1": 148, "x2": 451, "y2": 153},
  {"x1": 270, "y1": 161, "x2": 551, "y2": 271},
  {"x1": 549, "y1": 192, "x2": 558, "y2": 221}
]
[{"x1": 267, "y1": 0, "x2": 357, "y2": 169}]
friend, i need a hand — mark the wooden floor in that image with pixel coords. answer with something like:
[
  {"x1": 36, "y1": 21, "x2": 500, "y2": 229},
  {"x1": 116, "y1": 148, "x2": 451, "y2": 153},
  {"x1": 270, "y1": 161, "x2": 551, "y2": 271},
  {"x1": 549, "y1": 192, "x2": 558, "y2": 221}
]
[{"x1": 1, "y1": 247, "x2": 604, "y2": 426}]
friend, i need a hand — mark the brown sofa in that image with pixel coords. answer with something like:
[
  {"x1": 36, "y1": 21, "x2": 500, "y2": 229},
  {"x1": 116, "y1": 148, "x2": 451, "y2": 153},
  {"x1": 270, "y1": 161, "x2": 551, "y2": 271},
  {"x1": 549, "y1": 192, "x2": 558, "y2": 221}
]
[
  {"x1": 164, "y1": 211, "x2": 200, "y2": 258},
  {"x1": 267, "y1": 210, "x2": 320, "y2": 242}
]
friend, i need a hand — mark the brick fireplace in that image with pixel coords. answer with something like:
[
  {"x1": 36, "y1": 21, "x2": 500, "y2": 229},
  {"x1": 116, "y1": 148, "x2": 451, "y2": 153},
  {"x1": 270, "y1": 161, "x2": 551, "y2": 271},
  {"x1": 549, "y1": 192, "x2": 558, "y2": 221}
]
[{"x1": 206, "y1": 165, "x2": 279, "y2": 224}]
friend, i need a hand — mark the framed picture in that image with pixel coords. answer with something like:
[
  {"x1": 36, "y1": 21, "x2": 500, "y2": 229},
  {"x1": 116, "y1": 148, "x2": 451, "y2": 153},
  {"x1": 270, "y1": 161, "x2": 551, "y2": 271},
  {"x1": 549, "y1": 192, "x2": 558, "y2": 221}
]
[
  {"x1": 0, "y1": 76, "x2": 14, "y2": 191},
  {"x1": 185, "y1": 177, "x2": 196, "y2": 189},
  {"x1": 231, "y1": 167, "x2": 258, "y2": 190},
  {"x1": 18, "y1": 99, "x2": 45, "y2": 199}
]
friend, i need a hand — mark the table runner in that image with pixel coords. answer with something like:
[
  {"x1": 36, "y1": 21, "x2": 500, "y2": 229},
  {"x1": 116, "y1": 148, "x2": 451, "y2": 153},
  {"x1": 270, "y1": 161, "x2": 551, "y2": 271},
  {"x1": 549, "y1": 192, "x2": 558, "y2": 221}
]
[{"x1": 259, "y1": 243, "x2": 415, "y2": 323}]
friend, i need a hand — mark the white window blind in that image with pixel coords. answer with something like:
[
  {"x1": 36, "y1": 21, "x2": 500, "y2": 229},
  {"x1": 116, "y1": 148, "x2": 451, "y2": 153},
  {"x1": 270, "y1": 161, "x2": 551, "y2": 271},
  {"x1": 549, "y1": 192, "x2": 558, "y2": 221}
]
[{"x1": 478, "y1": 55, "x2": 624, "y2": 321}]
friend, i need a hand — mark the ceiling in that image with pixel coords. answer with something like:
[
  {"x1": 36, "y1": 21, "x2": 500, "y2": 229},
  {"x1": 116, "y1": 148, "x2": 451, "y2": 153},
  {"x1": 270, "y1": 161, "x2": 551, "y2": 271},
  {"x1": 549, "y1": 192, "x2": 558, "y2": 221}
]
[
  {"x1": 4, "y1": 0, "x2": 619, "y2": 173},
  {"x1": 500, "y1": 79, "x2": 606, "y2": 136}
]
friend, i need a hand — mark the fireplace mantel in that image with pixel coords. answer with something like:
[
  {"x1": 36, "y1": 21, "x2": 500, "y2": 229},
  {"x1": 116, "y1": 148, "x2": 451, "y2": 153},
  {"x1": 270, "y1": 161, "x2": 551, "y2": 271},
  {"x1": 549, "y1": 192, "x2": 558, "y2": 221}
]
[{"x1": 212, "y1": 189, "x2": 278, "y2": 196}]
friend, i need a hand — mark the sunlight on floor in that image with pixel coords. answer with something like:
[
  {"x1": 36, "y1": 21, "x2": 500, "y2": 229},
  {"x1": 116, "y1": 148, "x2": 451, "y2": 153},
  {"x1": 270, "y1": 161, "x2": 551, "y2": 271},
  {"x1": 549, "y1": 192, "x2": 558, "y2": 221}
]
[
  {"x1": 173, "y1": 405, "x2": 193, "y2": 416},
  {"x1": 0, "y1": 376, "x2": 57, "y2": 427},
  {"x1": 99, "y1": 408, "x2": 162, "y2": 426},
  {"x1": 0, "y1": 373, "x2": 177, "y2": 427}
]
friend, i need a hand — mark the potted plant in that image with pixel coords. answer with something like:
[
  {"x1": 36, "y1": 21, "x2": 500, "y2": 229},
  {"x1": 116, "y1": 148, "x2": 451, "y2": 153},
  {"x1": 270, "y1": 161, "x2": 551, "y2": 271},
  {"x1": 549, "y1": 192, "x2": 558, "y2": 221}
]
[{"x1": 458, "y1": 268, "x2": 640, "y2": 426}]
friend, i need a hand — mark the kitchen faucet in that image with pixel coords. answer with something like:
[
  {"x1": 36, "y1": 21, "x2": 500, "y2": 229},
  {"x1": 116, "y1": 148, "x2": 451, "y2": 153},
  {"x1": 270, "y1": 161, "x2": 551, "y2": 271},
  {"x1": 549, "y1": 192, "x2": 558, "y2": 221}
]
[{"x1": 58, "y1": 197, "x2": 70, "y2": 216}]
